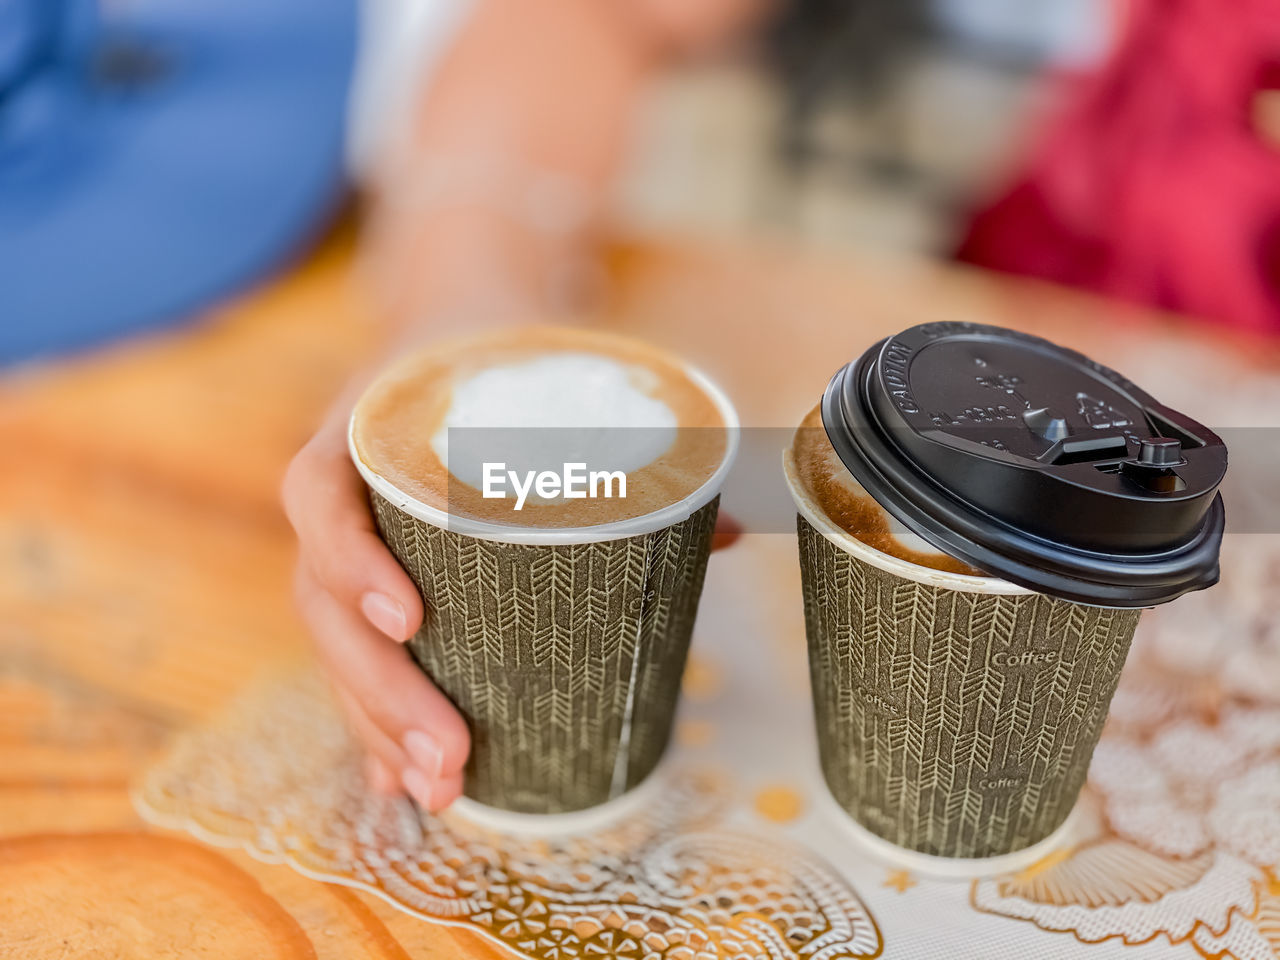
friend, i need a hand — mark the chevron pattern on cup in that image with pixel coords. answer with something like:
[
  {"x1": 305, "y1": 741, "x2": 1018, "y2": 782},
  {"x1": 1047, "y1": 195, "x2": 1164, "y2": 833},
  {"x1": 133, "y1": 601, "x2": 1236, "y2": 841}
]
[
  {"x1": 797, "y1": 516, "x2": 1140, "y2": 859},
  {"x1": 371, "y1": 495, "x2": 719, "y2": 814}
]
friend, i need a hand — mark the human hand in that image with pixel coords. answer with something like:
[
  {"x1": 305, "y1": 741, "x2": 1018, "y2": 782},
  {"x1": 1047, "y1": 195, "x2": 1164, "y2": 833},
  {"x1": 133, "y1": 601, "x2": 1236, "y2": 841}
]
[
  {"x1": 283, "y1": 358, "x2": 741, "y2": 813},
  {"x1": 282, "y1": 394, "x2": 472, "y2": 812}
]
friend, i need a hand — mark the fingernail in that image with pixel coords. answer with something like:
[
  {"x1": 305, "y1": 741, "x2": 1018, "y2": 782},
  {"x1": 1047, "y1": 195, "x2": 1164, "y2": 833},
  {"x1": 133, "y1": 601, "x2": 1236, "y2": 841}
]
[
  {"x1": 403, "y1": 730, "x2": 444, "y2": 778},
  {"x1": 402, "y1": 766, "x2": 437, "y2": 810},
  {"x1": 361, "y1": 592, "x2": 407, "y2": 641}
]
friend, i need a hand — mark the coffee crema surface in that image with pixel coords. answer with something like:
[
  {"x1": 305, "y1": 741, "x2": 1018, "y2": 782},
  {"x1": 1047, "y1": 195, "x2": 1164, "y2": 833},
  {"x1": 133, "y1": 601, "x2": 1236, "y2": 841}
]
[
  {"x1": 789, "y1": 405, "x2": 982, "y2": 575},
  {"x1": 352, "y1": 327, "x2": 729, "y2": 528}
]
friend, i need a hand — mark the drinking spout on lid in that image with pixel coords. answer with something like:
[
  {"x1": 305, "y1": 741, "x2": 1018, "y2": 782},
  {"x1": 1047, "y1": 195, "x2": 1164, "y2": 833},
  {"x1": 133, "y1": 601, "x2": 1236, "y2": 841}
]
[{"x1": 1022, "y1": 406, "x2": 1070, "y2": 441}]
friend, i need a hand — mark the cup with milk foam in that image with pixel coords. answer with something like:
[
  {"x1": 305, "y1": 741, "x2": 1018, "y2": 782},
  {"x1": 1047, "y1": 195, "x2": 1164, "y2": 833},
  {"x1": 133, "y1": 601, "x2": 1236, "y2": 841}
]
[
  {"x1": 350, "y1": 327, "x2": 737, "y2": 823},
  {"x1": 784, "y1": 322, "x2": 1227, "y2": 870}
]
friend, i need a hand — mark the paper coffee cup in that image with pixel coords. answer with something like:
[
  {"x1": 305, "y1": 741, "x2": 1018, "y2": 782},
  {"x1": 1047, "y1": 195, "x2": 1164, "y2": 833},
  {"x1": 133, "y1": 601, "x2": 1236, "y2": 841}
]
[
  {"x1": 349, "y1": 346, "x2": 738, "y2": 816},
  {"x1": 785, "y1": 451, "x2": 1140, "y2": 859},
  {"x1": 787, "y1": 321, "x2": 1227, "y2": 860}
]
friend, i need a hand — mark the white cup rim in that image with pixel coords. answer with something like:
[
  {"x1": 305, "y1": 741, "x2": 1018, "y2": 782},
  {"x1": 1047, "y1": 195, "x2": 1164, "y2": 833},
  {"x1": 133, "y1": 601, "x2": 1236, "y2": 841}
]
[{"x1": 349, "y1": 360, "x2": 739, "y2": 546}]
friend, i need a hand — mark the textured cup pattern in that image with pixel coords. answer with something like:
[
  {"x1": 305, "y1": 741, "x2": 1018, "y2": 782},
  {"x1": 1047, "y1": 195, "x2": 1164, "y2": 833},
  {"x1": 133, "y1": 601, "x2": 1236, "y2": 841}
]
[
  {"x1": 371, "y1": 494, "x2": 719, "y2": 814},
  {"x1": 798, "y1": 517, "x2": 1140, "y2": 858}
]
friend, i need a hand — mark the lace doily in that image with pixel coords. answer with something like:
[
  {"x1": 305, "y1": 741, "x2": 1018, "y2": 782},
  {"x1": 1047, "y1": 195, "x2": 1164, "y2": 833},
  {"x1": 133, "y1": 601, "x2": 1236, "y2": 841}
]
[{"x1": 135, "y1": 671, "x2": 883, "y2": 960}]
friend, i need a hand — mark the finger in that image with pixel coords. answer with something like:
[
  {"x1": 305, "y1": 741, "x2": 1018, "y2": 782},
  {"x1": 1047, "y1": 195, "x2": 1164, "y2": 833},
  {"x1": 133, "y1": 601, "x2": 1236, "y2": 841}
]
[
  {"x1": 711, "y1": 511, "x2": 741, "y2": 552},
  {"x1": 282, "y1": 426, "x2": 424, "y2": 641},
  {"x1": 403, "y1": 769, "x2": 465, "y2": 813},
  {"x1": 338, "y1": 678, "x2": 460, "y2": 807},
  {"x1": 295, "y1": 567, "x2": 471, "y2": 779},
  {"x1": 331, "y1": 678, "x2": 409, "y2": 784}
]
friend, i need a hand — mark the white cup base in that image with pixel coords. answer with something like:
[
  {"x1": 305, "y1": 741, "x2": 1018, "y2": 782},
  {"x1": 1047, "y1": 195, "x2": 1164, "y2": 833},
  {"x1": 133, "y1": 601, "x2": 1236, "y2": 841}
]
[
  {"x1": 442, "y1": 763, "x2": 667, "y2": 838},
  {"x1": 815, "y1": 783, "x2": 1084, "y2": 880}
]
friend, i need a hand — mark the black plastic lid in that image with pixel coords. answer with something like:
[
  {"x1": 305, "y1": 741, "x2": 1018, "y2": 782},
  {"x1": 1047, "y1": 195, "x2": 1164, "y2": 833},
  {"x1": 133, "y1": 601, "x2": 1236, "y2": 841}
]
[{"x1": 821, "y1": 322, "x2": 1228, "y2": 607}]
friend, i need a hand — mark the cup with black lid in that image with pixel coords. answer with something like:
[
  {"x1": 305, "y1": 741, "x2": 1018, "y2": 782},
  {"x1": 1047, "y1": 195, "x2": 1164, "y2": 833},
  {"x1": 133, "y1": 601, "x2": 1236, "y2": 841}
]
[{"x1": 783, "y1": 322, "x2": 1228, "y2": 867}]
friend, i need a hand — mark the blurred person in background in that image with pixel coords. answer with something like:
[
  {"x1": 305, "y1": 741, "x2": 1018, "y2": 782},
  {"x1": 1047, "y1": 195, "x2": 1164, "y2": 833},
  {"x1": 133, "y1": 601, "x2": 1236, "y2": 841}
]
[
  {"x1": 0, "y1": 0, "x2": 355, "y2": 361},
  {"x1": 286, "y1": 0, "x2": 772, "y2": 812},
  {"x1": 958, "y1": 0, "x2": 1280, "y2": 333},
  {"x1": 292, "y1": 0, "x2": 1280, "y2": 812}
]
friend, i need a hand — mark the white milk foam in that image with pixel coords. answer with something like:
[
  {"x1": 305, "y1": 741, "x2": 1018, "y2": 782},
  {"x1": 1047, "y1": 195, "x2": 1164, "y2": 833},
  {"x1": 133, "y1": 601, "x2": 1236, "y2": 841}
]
[{"x1": 431, "y1": 352, "x2": 679, "y2": 495}]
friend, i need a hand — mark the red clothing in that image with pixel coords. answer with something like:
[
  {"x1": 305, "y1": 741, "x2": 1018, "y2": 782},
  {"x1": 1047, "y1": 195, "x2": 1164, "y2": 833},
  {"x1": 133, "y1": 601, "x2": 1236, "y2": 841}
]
[{"x1": 958, "y1": 0, "x2": 1280, "y2": 333}]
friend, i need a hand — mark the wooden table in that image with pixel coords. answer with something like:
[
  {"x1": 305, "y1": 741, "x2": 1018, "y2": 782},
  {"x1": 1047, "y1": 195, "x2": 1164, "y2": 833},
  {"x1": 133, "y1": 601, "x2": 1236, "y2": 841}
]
[{"x1": 1, "y1": 224, "x2": 1270, "y2": 958}]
